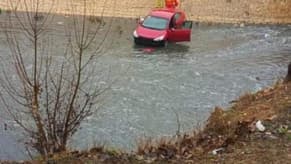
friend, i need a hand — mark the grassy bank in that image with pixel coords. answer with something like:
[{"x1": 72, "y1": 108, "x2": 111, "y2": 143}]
[{"x1": 11, "y1": 78, "x2": 289, "y2": 163}]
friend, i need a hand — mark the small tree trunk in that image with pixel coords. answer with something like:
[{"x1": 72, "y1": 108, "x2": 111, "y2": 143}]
[{"x1": 284, "y1": 62, "x2": 291, "y2": 83}]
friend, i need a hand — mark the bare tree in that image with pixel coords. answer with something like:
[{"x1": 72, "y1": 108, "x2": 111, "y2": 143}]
[{"x1": 0, "y1": 0, "x2": 114, "y2": 158}]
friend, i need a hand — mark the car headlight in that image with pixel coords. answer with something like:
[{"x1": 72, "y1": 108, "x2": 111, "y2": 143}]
[
  {"x1": 133, "y1": 30, "x2": 139, "y2": 38},
  {"x1": 154, "y1": 35, "x2": 165, "y2": 41}
]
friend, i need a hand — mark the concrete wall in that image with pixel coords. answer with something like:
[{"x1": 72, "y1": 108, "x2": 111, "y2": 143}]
[{"x1": 0, "y1": 0, "x2": 290, "y2": 24}]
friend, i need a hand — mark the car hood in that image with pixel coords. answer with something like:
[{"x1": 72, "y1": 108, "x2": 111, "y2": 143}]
[{"x1": 136, "y1": 26, "x2": 167, "y2": 39}]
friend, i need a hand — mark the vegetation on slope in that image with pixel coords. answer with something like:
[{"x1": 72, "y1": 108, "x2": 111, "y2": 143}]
[
  {"x1": 3, "y1": 64, "x2": 291, "y2": 163},
  {"x1": 27, "y1": 70, "x2": 291, "y2": 164}
]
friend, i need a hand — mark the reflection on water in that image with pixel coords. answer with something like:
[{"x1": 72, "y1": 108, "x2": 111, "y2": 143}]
[
  {"x1": 0, "y1": 16, "x2": 290, "y2": 160},
  {"x1": 133, "y1": 43, "x2": 190, "y2": 59}
]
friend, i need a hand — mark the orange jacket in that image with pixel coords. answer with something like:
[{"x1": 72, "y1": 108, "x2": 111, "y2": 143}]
[{"x1": 165, "y1": 0, "x2": 179, "y2": 8}]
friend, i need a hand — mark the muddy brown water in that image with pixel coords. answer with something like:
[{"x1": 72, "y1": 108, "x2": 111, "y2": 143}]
[{"x1": 0, "y1": 14, "x2": 290, "y2": 160}]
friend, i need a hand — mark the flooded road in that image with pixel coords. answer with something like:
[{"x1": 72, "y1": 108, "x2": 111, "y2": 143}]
[{"x1": 0, "y1": 16, "x2": 290, "y2": 159}]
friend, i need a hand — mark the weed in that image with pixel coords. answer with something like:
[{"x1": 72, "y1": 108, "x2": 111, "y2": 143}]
[
  {"x1": 277, "y1": 125, "x2": 288, "y2": 134},
  {"x1": 116, "y1": 25, "x2": 123, "y2": 35},
  {"x1": 5, "y1": 9, "x2": 11, "y2": 14},
  {"x1": 88, "y1": 16, "x2": 103, "y2": 24}
]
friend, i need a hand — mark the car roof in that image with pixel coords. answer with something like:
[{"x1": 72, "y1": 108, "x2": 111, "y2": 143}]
[{"x1": 149, "y1": 8, "x2": 183, "y2": 19}]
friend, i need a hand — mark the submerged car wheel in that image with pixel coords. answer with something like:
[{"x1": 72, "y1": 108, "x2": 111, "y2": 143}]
[{"x1": 134, "y1": 38, "x2": 140, "y2": 45}]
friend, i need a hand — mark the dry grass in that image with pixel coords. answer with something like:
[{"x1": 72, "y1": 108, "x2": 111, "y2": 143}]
[
  {"x1": 132, "y1": 81, "x2": 291, "y2": 163},
  {"x1": 3, "y1": 82, "x2": 291, "y2": 163}
]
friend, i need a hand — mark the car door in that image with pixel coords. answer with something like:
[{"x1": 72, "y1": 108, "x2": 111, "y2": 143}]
[{"x1": 167, "y1": 20, "x2": 192, "y2": 42}]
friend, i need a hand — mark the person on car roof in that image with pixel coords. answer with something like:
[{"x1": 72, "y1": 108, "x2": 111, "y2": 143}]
[{"x1": 165, "y1": 0, "x2": 179, "y2": 9}]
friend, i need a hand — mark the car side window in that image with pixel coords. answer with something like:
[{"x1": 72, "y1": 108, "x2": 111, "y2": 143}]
[
  {"x1": 170, "y1": 13, "x2": 182, "y2": 29},
  {"x1": 174, "y1": 13, "x2": 182, "y2": 29},
  {"x1": 169, "y1": 16, "x2": 175, "y2": 29}
]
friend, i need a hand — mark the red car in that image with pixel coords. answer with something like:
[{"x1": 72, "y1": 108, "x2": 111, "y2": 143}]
[{"x1": 133, "y1": 8, "x2": 192, "y2": 46}]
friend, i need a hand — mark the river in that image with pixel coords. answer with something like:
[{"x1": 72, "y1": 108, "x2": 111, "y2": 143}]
[{"x1": 0, "y1": 15, "x2": 290, "y2": 160}]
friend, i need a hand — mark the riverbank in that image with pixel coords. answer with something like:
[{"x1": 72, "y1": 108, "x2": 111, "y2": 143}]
[
  {"x1": 0, "y1": 0, "x2": 291, "y2": 24},
  {"x1": 8, "y1": 76, "x2": 290, "y2": 163},
  {"x1": 0, "y1": 1, "x2": 290, "y2": 162},
  {"x1": 0, "y1": 10, "x2": 290, "y2": 161}
]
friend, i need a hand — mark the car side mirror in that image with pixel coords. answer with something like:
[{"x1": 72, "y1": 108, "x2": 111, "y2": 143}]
[{"x1": 137, "y1": 17, "x2": 144, "y2": 24}]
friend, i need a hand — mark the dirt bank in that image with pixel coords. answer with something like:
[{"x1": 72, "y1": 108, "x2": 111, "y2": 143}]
[
  {"x1": 3, "y1": 79, "x2": 289, "y2": 163},
  {"x1": 0, "y1": 0, "x2": 290, "y2": 24},
  {"x1": 182, "y1": 0, "x2": 291, "y2": 24}
]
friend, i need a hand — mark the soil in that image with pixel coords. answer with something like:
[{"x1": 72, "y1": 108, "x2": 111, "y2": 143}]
[{"x1": 0, "y1": 0, "x2": 291, "y2": 24}]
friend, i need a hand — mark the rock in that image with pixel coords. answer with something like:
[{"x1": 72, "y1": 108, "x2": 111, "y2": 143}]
[
  {"x1": 57, "y1": 21, "x2": 64, "y2": 25},
  {"x1": 145, "y1": 159, "x2": 155, "y2": 163},
  {"x1": 240, "y1": 23, "x2": 245, "y2": 27},
  {"x1": 212, "y1": 147, "x2": 224, "y2": 155},
  {"x1": 282, "y1": 38, "x2": 288, "y2": 44},
  {"x1": 4, "y1": 123, "x2": 7, "y2": 131},
  {"x1": 136, "y1": 155, "x2": 144, "y2": 161},
  {"x1": 265, "y1": 132, "x2": 272, "y2": 135},
  {"x1": 256, "y1": 120, "x2": 266, "y2": 132},
  {"x1": 264, "y1": 132, "x2": 278, "y2": 140},
  {"x1": 264, "y1": 33, "x2": 270, "y2": 39}
]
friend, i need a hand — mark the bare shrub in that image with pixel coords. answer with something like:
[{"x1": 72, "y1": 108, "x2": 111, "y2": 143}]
[{"x1": 0, "y1": 0, "x2": 114, "y2": 159}]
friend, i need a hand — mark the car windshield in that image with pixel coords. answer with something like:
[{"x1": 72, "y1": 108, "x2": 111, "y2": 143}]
[{"x1": 142, "y1": 16, "x2": 168, "y2": 30}]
